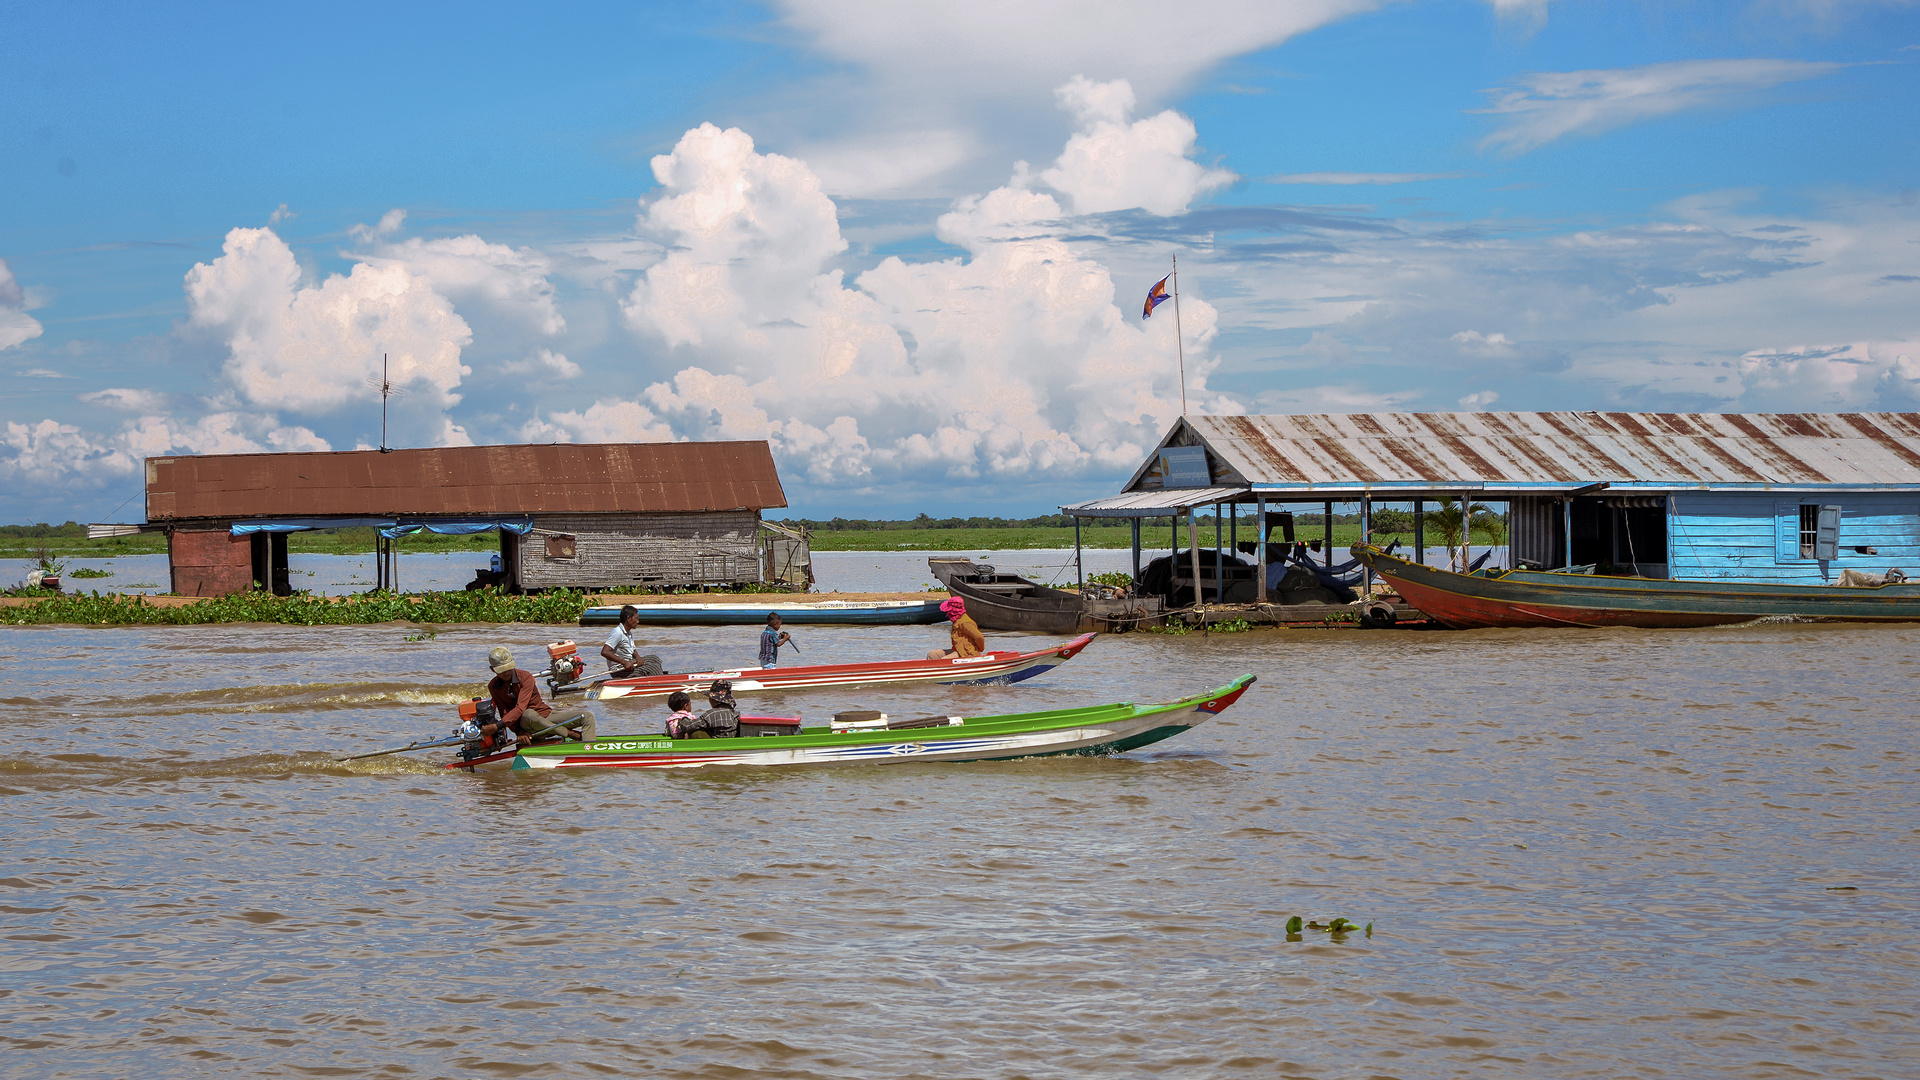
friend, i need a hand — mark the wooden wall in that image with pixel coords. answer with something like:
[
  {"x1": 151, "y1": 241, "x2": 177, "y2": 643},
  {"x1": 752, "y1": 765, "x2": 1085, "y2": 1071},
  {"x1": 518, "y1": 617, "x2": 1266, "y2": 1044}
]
[
  {"x1": 514, "y1": 511, "x2": 763, "y2": 590},
  {"x1": 1669, "y1": 493, "x2": 1920, "y2": 584}
]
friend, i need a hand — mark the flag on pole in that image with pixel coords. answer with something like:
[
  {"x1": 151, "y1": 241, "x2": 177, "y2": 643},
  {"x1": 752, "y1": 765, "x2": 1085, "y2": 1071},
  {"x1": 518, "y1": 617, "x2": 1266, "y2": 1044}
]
[{"x1": 1143, "y1": 275, "x2": 1171, "y2": 319}]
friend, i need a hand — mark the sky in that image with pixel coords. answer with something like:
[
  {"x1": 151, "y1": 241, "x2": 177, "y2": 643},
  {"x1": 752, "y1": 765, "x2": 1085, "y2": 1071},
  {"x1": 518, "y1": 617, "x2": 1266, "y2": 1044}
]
[{"x1": 3, "y1": 0, "x2": 1917, "y2": 524}]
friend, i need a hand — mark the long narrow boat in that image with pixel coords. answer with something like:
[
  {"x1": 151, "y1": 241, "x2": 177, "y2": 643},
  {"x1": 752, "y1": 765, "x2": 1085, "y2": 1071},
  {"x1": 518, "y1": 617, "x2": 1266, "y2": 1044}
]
[
  {"x1": 446, "y1": 674, "x2": 1255, "y2": 772},
  {"x1": 579, "y1": 598, "x2": 945, "y2": 627},
  {"x1": 1353, "y1": 543, "x2": 1920, "y2": 629},
  {"x1": 578, "y1": 633, "x2": 1098, "y2": 702}
]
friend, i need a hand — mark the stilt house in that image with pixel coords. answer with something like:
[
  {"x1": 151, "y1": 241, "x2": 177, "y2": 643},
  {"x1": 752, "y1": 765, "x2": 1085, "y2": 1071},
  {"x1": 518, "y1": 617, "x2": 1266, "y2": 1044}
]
[
  {"x1": 131, "y1": 441, "x2": 808, "y2": 596},
  {"x1": 1064, "y1": 413, "x2": 1920, "y2": 596}
]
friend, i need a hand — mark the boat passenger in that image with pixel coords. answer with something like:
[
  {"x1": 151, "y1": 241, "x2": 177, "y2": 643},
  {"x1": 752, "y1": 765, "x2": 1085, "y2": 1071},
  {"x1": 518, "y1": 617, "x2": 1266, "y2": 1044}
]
[
  {"x1": 664, "y1": 690, "x2": 699, "y2": 739},
  {"x1": 927, "y1": 596, "x2": 986, "y2": 660},
  {"x1": 759, "y1": 612, "x2": 792, "y2": 669},
  {"x1": 677, "y1": 680, "x2": 741, "y2": 739},
  {"x1": 602, "y1": 605, "x2": 666, "y2": 678},
  {"x1": 487, "y1": 646, "x2": 596, "y2": 745}
]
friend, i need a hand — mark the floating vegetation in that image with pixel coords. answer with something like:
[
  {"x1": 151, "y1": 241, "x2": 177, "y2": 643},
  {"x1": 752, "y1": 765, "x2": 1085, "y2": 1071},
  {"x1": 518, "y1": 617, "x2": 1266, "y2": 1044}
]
[
  {"x1": 1285, "y1": 915, "x2": 1372, "y2": 939},
  {"x1": 7, "y1": 588, "x2": 591, "y2": 627},
  {"x1": 69, "y1": 567, "x2": 113, "y2": 579},
  {"x1": 403, "y1": 628, "x2": 439, "y2": 642},
  {"x1": 1210, "y1": 618, "x2": 1254, "y2": 633}
]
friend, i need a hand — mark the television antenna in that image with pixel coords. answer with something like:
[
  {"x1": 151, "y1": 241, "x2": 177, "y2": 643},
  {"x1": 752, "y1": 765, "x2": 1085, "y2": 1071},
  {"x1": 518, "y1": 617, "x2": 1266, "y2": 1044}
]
[{"x1": 364, "y1": 353, "x2": 405, "y2": 453}]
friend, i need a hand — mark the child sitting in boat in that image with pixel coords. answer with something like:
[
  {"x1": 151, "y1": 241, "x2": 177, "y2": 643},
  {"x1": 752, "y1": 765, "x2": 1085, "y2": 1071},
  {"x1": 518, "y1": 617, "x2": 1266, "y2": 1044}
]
[
  {"x1": 669, "y1": 681, "x2": 742, "y2": 739},
  {"x1": 665, "y1": 690, "x2": 698, "y2": 739},
  {"x1": 927, "y1": 596, "x2": 986, "y2": 660}
]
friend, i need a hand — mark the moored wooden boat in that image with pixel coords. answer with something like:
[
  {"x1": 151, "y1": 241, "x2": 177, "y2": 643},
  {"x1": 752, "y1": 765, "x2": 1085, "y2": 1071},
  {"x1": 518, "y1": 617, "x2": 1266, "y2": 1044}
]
[
  {"x1": 1353, "y1": 544, "x2": 1920, "y2": 629},
  {"x1": 580, "y1": 598, "x2": 945, "y2": 627},
  {"x1": 447, "y1": 674, "x2": 1255, "y2": 772},
  {"x1": 580, "y1": 633, "x2": 1098, "y2": 702},
  {"x1": 945, "y1": 574, "x2": 1083, "y2": 633}
]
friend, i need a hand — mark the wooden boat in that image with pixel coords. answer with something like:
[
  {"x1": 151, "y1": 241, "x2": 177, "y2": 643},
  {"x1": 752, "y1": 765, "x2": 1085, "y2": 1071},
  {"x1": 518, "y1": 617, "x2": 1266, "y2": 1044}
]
[
  {"x1": 580, "y1": 598, "x2": 945, "y2": 627},
  {"x1": 445, "y1": 674, "x2": 1256, "y2": 772},
  {"x1": 580, "y1": 633, "x2": 1098, "y2": 702},
  {"x1": 1353, "y1": 544, "x2": 1920, "y2": 629},
  {"x1": 929, "y1": 557, "x2": 1083, "y2": 633}
]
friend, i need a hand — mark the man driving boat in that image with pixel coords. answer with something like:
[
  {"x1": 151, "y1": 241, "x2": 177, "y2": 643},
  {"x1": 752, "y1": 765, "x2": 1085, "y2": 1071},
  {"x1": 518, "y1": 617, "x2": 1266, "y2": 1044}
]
[
  {"x1": 927, "y1": 596, "x2": 986, "y2": 660},
  {"x1": 487, "y1": 646, "x2": 597, "y2": 745}
]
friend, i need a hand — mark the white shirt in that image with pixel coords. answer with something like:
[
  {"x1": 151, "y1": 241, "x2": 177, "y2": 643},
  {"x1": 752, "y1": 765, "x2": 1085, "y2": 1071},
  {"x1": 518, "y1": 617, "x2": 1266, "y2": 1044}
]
[{"x1": 604, "y1": 624, "x2": 639, "y2": 668}]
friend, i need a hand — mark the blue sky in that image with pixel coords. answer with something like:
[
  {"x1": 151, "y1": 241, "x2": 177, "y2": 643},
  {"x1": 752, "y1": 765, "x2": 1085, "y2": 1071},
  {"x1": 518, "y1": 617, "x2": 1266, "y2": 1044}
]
[{"x1": 3, "y1": 0, "x2": 1917, "y2": 523}]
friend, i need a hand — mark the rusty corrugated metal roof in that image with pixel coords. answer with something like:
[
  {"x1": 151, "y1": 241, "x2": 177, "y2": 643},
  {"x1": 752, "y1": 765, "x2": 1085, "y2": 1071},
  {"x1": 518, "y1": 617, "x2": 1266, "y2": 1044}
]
[
  {"x1": 1125, "y1": 413, "x2": 1920, "y2": 493},
  {"x1": 146, "y1": 442, "x2": 787, "y2": 521}
]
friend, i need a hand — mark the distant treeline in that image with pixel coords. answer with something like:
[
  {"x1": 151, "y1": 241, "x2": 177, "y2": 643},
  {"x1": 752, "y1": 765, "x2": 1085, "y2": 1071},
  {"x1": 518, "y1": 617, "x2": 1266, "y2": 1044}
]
[
  {"x1": 0, "y1": 521, "x2": 88, "y2": 538},
  {"x1": 767, "y1": 510, "x2": 1436, "y2": 532}
]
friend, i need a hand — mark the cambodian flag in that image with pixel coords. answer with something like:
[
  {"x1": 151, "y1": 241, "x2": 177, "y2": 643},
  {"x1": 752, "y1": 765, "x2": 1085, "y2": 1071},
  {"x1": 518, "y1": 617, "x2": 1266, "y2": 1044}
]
[{"x1": 1143, "y1": 275, "x2": 1171, "y2": 319}]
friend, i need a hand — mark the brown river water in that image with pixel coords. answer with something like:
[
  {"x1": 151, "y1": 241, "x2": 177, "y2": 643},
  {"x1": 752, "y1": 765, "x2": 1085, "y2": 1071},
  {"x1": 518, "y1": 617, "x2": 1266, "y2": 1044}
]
[{"x1": 2, "y1": 618, "x2": 1915, "y2": 1079}]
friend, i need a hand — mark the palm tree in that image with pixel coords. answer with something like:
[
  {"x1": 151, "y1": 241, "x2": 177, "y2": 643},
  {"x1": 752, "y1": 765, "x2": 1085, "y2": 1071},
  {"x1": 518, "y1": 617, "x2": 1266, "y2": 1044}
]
[{"x1": 1425, "y1": 497, "x2": 1493, "y2": 571}]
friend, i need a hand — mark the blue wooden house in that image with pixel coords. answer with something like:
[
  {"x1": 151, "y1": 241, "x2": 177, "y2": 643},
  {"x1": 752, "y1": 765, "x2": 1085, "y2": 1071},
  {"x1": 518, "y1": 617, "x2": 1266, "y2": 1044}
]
[{"x1": 1065, "y1": 412, "x2": 1920, "y2": 591}]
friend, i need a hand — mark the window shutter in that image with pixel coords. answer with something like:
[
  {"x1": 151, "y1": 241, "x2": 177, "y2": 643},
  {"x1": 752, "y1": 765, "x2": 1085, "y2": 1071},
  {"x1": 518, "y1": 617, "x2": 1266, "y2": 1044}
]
[
  {"x1": 1814, "y1": 505, "x2": 1841, "y2": 561},
  {"x1": 1775, "y1": 499, "x2": 1800, "y2": 563}
]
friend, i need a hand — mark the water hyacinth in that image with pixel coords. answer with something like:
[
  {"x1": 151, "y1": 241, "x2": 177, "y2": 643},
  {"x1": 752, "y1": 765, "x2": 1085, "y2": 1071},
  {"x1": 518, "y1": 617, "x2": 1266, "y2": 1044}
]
[{"x1": 7, "y1": 588, "x2": 591, "y2": 627}]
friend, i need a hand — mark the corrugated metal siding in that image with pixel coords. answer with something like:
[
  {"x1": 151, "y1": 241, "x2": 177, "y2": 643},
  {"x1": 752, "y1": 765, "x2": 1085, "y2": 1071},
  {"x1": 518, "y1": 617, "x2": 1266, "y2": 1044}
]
[
  {"x1": 1138, "y1": 413, "x2": 1920, "y2": 492},
  {"x1": 1668, "y1": 493, "x2": 1920, "y2": 584},
  {"x1": 1509, "y1": 496, "x2": 1562, "y2": 568},
  {"x1": 148, "y1": 442, "x2": 786, "y2": 521},
  {"x1": 515, "y1": 511, "x2": 763, "y2": 589}
]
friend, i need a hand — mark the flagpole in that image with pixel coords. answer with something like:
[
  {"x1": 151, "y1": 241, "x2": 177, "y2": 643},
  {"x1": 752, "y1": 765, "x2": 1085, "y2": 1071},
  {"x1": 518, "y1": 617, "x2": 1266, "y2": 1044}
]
[{"x1": 1172, "y1": 254, "x2": 1187, "y2": 416}]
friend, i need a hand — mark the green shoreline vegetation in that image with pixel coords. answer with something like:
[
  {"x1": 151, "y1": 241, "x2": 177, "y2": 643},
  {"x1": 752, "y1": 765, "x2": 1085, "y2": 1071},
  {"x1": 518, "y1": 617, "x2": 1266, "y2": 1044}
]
[
  {"x1": 7, "y1": 589, "x2": 592, "y2": 627},
  {"x1": 5, "y1": 514, "x2": 1504, "y2": 559}
]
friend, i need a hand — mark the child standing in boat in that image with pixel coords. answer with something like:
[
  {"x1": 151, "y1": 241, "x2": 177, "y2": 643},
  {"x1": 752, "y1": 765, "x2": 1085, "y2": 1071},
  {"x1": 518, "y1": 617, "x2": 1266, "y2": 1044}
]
[
  {"x1": 760, "y1": 612, "x2": 791, "y2": 668},
  {"x1": 928, "y1": 596, "x2": 986, "y2": 659}
]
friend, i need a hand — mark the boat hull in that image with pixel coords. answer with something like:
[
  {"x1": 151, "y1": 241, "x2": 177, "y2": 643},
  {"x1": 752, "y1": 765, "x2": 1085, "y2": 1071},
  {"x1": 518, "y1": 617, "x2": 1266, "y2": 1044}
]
[
  {"x1": 946, "y1": 575, "x2": 1084, "y2": 634},
  {"x1": 447, "y1": 674, "x2": 1255, "y2": 773},
  {"x1": 1355, "y1": 544, "x2": 1920, "y2": 629},
  {"x1": 580, "y1": 600, "x2": 946, "y2": 627},
  {"x1": 584, "y1": 633, "x2": 1098, "y2": 702}
]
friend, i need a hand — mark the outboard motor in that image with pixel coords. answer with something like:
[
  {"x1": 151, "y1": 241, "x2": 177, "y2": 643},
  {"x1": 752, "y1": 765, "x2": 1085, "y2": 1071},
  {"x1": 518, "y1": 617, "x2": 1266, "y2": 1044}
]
[
  {"x1": 545, "y1": 640, "x2": 586, "y2": 688},
  {"x1": 456, "y1": 697, "x2": 505, "y2": 760}
]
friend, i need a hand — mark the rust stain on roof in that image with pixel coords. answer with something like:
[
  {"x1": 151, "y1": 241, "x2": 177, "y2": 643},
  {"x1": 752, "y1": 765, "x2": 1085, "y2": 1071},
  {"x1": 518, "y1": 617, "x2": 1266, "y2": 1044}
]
[
  {"x1": 148, "y1": 441, "x2": 787, "y2": 521},
  {"x1": 1168, "y1": 412, "x2": 1920, "y2": 491}
]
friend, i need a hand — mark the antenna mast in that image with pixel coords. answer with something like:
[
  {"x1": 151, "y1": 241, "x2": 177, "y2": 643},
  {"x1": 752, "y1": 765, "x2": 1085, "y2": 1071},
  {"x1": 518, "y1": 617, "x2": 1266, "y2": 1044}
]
[{"x1": 366, "y1": 353, "x2": 405, "y2": 453}]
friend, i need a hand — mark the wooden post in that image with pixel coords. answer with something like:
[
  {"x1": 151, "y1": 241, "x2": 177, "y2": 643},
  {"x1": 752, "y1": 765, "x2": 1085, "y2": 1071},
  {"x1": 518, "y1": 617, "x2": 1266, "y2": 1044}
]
[
  {"x1": 1361, "y1": 497, "x2": 1373, "y2": 596},
  {"x1": 1563, "y1": 497, "x2": 1573, "y2": 569},
  {"x1": 1074, "y1": 518, "x2": 1083, "y2": 589},
  {"x1": 1255, "y1": 496, "x2": 1267, "y2": 603},
  {"x1": 1323, "y1": 500, "x2": 1333, "y2": 567},
  {"x1": 1130, "y1": 518, "x2": 1141, "y2": 588},
  {"x1": 1213, "y1": 502, "x2": 1223, "y2": 604},
  {"x1": 1414, "y1": 498, "x2": 1424, "y2": 567},
  {"x1": 1188, "y1": 511, "x2": 1202, "y2": 610}
]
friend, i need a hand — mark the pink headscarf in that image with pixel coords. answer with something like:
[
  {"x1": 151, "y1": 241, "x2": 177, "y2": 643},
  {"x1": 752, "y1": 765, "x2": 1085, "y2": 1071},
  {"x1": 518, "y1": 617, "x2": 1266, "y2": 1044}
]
[{"x1": 939, "y1": 596, "x2": 966, "y2": 620}]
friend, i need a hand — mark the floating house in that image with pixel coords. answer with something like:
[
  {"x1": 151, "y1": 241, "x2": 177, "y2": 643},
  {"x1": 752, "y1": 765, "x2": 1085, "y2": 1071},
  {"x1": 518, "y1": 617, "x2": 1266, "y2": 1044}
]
[
  {"x1": 1064, "y1": 413, "x2": 1920, "y2": 599},
  {"x1": 118, "y1": 442, "x2": 809, "y2": 597}
]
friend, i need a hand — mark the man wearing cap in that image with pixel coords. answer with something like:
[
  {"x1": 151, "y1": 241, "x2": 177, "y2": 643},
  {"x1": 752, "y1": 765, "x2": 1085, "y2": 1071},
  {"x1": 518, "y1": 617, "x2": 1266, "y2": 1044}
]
[
  {"x1": 486, "y1": 646, "x2": 597, "y2": 745},
  {"x1": 600, "y1": 605, "x2": 666, "y2": 679},
  {"x1": 926, "y1": 596, "x2": 986, "y2": 660}
]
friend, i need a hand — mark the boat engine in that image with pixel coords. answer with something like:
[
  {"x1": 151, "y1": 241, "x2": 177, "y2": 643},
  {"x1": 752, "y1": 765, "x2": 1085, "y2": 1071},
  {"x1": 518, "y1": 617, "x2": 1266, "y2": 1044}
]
[
  {"x1": 546, "y1": 639, "x2": 586, "y2": 686},
  {"x1": 455, "y1": 698, "x2": 506, "y2": 760}
]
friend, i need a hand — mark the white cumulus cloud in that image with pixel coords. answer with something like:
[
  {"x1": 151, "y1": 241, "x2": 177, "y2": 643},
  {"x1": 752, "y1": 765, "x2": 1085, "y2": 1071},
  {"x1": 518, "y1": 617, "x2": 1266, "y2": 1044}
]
[
  {"x1": 612, "y1": 113, "x2": 1230, "y2": 485},
  {"x1": 184, "y1": 226, "x2": 473, "y2": 414},
  {"x1": 1040, "y1": 77, "x2": 1235, "y2": 216}
]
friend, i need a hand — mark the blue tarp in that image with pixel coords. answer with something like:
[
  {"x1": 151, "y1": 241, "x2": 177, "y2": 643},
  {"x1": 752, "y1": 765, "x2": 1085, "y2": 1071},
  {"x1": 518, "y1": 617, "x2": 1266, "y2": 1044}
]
[
  {"x1": 229, "y1": 518, "x2": 533, "y2": 538},
  {"x1": 378, "y1": 521, "x2": 532, "y2": 540}
]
